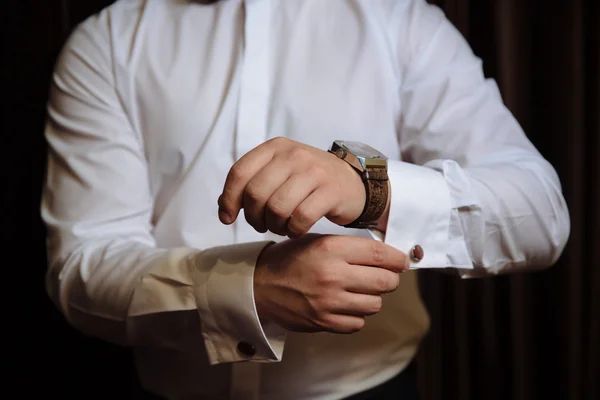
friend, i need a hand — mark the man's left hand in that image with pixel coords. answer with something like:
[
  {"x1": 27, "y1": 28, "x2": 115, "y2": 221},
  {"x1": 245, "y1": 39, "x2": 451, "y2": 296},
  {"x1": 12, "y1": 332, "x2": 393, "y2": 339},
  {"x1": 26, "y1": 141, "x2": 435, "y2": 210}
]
[{"x1": 218, "y1": 137, "x2": 365, "y2": 237}]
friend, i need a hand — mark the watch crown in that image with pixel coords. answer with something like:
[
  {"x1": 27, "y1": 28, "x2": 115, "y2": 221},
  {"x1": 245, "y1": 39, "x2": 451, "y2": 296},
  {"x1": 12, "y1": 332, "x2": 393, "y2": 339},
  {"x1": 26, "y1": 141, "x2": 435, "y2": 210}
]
[{"x1": 334, "y1": 148, "x2": 347, "y2": 159}]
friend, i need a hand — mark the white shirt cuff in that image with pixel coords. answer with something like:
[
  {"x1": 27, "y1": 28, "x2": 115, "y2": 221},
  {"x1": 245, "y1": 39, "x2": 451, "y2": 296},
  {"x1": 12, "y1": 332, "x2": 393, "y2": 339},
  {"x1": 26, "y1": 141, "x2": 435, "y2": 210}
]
[
  {"x1": 193, "y1": 241, "x2": 287, "y2": 365},
  {"x1": 373, "y1": 160, "x2": 452, "y2": 270}
]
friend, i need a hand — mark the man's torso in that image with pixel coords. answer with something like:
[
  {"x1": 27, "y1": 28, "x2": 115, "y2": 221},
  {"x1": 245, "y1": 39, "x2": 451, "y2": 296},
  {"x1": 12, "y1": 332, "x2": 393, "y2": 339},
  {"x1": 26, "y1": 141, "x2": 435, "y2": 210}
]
[{"x1": 100, "y1": 1, "x2": 429, "y2": 398}]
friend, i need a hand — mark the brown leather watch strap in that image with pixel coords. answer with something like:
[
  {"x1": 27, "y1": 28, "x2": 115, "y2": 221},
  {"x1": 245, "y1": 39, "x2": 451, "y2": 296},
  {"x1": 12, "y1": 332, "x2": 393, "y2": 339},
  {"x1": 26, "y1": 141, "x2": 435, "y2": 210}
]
[{"x1": 344, "y1": 166, "x2": 389, "y2": 228}]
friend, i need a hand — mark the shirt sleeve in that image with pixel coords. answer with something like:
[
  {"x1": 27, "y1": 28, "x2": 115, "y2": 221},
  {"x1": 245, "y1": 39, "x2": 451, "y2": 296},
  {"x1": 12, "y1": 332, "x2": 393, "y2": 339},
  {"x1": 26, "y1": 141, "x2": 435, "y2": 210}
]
[
  {"x1": 377, "y1": 0, "x2": 570, "y2": 277},
  {"x1": 42, "y1": 14, "x2": 285, "y2": 365}
]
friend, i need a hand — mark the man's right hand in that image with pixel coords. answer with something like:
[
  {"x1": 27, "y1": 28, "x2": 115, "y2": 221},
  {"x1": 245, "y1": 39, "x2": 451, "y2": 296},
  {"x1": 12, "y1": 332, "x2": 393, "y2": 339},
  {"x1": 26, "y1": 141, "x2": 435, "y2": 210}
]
[{"x1": 254, "y1": 234, "x2": 410, "y2": 334}]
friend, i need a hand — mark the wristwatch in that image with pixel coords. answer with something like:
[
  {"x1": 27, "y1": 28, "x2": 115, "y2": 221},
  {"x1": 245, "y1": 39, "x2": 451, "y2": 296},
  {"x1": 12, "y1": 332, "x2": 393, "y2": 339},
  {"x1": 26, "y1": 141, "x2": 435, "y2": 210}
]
[{"x1": 328, "y1": 140, "x2": 389, "y2": 228}]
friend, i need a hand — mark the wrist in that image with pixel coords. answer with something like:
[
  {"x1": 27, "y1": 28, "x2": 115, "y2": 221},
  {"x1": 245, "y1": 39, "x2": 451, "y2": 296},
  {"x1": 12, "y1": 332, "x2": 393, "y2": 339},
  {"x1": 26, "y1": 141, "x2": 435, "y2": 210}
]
[
  {"x1": 328, "y1": 140, "x2": 389, "y2": 228},
  {"x1": 343, "y1": 160, "x2": 368, "y2": 223}
]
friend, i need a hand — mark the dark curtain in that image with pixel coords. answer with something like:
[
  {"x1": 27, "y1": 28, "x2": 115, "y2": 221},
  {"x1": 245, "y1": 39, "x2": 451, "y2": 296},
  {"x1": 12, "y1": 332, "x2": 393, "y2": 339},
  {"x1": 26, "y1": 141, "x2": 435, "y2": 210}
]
[
  {"x1": 5, "y1": 0, "x2": 598, "y2": 399},
  {"x1": 417, "y1": 1, "x2": 600, "y2": 400}
]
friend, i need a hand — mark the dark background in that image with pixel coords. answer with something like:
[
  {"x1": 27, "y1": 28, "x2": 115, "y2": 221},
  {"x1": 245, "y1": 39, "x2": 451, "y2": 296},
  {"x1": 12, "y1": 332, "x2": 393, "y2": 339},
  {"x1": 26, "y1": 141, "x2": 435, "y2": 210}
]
[{"x1": 4, "y1": 0, "x2": 599, "y2": 399}]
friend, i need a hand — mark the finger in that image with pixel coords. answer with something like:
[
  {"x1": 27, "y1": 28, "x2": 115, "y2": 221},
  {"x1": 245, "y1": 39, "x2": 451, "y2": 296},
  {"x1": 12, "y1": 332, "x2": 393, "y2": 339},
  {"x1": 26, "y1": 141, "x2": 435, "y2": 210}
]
[
  {"x1": 265, "y1": 170, "x2": 322, "y2": 236},
  {"x1": 342, "y1": 264, "x2": 400, "y2": 295},
  {"x1": 320, "y1": 314, "x2": 366, "y2": 334},
  {"x1": 243, "y1": 159, "x2": 294, "y2": 233},
  {"x1": 329, "y1": 292, "x2": 383, "y2": 317},
  {"x1": 219, "y1": 144, "x2": 275, "y2": 224},
  {"x1": 287, "y1": 187, "x2": 337, "y2": 238},
  {"x1": 328, "y1": 236, "x2": 410, "y2": 273}
]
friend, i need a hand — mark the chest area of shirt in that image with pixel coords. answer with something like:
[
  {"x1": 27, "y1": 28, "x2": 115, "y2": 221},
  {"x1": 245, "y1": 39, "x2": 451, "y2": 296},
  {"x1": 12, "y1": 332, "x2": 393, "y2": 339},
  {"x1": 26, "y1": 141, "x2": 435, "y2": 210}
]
[{"x1": 134, "y1": 1, "x2": 401, "y2": 175}]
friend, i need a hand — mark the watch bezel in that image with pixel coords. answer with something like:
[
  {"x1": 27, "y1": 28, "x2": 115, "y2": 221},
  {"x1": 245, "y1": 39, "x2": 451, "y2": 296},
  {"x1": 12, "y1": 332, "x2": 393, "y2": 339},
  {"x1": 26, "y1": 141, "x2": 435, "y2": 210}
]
[{"x1": 330, "y1": 140, "x2": 388, "y2": 172}]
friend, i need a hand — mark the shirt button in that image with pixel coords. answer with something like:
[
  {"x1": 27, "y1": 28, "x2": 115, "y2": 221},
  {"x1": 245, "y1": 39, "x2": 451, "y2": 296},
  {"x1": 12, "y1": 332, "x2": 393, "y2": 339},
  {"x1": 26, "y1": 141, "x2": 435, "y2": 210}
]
[
  {"x1": 237, "y1": 341, "x2": 256, "y2": 357},
  {"x1": 410, "y1": 245, "x2": 424, "y2": 262}
]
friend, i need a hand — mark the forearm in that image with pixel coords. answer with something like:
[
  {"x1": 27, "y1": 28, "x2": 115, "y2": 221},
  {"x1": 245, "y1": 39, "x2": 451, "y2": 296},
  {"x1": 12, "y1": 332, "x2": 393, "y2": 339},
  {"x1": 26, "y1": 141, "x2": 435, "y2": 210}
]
[
  {"x1": 47, "y1": 239, "x2": 197, "y2": 345},
  {"x1": 47, "y1": 238, "x2": 284, "y2": 364}
]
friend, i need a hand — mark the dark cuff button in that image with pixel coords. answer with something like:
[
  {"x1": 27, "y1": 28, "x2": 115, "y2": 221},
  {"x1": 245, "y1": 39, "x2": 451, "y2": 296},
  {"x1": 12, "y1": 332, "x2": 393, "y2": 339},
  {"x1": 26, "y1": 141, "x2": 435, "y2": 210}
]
[
  {"x1": 410, "y1": 245, "x2": 424, "y2": 262},
  {"x1": 237, "y1": 341, "x2": 256, "y2": 357}
]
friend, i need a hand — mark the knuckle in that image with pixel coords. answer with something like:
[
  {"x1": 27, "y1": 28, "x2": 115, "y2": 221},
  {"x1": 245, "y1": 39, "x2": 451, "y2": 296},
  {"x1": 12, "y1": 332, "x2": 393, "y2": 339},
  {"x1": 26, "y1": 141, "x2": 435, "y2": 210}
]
[
  {"x1": 289, "y1": 209, "x2": 315, "y2": 235},
  {"x1": 229, "y1": 163, "x2": 247, "y2": 182},
  {"x1": 289, "y1": 147, "x2": 311, "y2": 162},
  {"x1": 244, "y1": 181, "x2": 264, "y2": 202},
  {"x1": 267, "y1": 197, "x2": 288, "y2": 218},
  {"x1": 371, "y1": 296, "x2": 383, "y2": 314},
  {"x1": 268, "y1": 136, "x2": 287, "y2": 146},
  {"x1": 286, "y1": 227, "x2": 306, "y2": 239},
  {"x1": 314, "y1": 268, "x2": 337, "y2": 288},
  {"x1": 371, "y1": 242, "x2": 387, "y2": 264},
  {"x1": 376, "y1": 276, "x2": 391, "y2": 293},
  {"x1": 219, "y1": 196, "x2": 233, "y2": 211},
  {"x1": 294, "y1": 207, "x2": 314, "y2": 224},
  {"x1": 309, "y1": 164, "x2": 327, "y2": 180},
  {"x1": 314, "y1": 236, "x2": 338, "y2": 253}
]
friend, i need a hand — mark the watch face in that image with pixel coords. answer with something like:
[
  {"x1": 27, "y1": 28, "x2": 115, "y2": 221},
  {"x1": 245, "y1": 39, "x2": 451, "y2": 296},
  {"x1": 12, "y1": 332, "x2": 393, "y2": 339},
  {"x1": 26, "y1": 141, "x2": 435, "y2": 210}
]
[
  {"x1": 339, "y1": 141, "x2": 385, "y2": 159},
  {"x1": 331, "y1": 140, "x2": 388, "y2": 171}
]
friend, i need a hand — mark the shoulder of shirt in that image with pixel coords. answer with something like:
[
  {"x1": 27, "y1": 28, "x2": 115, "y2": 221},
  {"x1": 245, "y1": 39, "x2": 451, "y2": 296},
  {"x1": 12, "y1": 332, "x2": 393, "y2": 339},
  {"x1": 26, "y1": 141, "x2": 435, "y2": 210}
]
[
  {"x1": 72, "y1": 0, "x2": 145, "y2": 33},
  {"x1": 58, "y1": 0, "x2": 148, "y2": 68}
]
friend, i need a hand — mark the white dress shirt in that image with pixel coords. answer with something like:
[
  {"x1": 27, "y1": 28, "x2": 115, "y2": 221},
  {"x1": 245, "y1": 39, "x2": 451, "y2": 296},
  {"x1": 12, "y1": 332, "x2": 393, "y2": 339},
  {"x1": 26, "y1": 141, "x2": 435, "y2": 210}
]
[{"x1": 41, "y1": 0, "x2": 570, "y2": 399}]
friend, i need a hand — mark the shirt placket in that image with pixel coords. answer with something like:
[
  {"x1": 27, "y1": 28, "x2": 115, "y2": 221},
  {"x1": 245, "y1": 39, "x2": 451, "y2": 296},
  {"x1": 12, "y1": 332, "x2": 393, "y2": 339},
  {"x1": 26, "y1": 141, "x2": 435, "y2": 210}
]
[
  {"x1": 231, "y1": 0, "x2": 272, "y2": 399},
  {"x1": 234, "y1": 0, "x2": 273, "y2": 246}
]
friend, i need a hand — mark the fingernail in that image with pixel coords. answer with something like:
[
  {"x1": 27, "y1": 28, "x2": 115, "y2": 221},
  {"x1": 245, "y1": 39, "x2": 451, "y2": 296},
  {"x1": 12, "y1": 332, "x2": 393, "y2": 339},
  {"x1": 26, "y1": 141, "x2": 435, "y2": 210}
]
[
  {"x1": 219, "y1": 209, "x2": 232, "y2": 224},
  {"x1": 404, "y1": 257, "x2": 411, "y2": 271}
]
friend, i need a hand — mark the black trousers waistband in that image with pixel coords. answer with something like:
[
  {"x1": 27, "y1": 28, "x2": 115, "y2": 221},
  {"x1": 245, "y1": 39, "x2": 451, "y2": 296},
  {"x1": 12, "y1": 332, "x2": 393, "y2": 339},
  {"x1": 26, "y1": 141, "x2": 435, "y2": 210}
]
[{"x1": 137, "y1": 362, "x2": 419, "y2": 400}]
